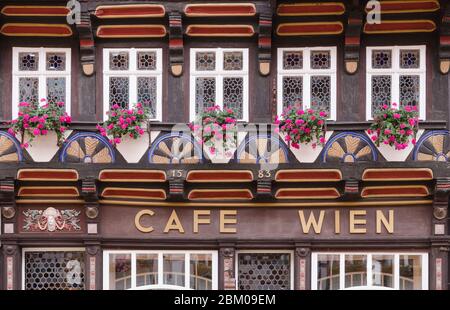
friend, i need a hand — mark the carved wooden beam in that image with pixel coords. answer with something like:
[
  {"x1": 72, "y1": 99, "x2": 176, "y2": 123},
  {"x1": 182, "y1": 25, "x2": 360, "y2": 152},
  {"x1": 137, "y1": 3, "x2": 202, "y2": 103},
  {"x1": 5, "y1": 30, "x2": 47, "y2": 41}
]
[
  {"x1": 258, "y1": 13, "x2": 272, "y2": 76},
  {"x1": 344, "y1": 2, "x2": 362, "y2": 74},
  {"x1": 169, "y1": 11, "x2": 183, "y2": 77},
  {"x1": 76, "y1": 7, "x2": 95, "y2": 76},
  {"x1": 0, "y1": 178, "x2": 16, "y2": 221},
  {"x1": 439, "y1": 3, "x2": 450, "y2": 74}
]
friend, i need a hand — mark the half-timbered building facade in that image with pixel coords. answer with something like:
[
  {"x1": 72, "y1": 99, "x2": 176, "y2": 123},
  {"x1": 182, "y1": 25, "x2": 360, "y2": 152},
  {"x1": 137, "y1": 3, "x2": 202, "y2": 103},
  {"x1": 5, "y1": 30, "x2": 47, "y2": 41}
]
[{"x1": 0, "y1": 0, "x2": 449, "y2": 290}]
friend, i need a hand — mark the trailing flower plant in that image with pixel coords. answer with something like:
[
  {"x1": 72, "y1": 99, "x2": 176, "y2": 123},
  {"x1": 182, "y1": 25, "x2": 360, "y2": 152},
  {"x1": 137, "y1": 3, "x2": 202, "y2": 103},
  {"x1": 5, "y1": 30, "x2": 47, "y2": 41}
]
[
  {"x1": 275, "y1": 105, "x2": 327, "y2": 149},
  {"x1": 368, "y1": 103, "x2": 419, "y2": 150},
  {"x1": 96, "y1": 103, "x2": 150, "y2": 146},
  {"x1": 189, "y1": 105, "x2": 238, "y2": 156},
  {"x1": 7, "y1": 99, "x2": 72, "y2": 149}
]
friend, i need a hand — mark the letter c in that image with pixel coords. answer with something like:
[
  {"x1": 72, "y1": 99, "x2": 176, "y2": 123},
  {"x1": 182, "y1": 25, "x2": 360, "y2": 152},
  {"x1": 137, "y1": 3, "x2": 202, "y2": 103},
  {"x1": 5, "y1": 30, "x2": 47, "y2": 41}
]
[{"x1": 135, "y1": 209, "x2": 154, "y2": 233}]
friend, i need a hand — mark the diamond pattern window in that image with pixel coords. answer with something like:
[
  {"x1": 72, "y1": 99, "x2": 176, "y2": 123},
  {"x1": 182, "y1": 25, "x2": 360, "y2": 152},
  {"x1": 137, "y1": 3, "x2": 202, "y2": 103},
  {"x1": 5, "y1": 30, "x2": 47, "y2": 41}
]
[
  {"x1": 13, "y1": 47, "x2": 71, "y2": 116},
  {"x1": 190, "y1": 48, "x2": 248, "y2": 121},
  {"x1": 367, "y1": 46, "x2": 425, "y2": 120},
  {"x1": 278, "y1": 47, "x2": 336, "y2": 119},
  {"x1": 103, "y1": 48, "x2": 162, "y2": 121}
]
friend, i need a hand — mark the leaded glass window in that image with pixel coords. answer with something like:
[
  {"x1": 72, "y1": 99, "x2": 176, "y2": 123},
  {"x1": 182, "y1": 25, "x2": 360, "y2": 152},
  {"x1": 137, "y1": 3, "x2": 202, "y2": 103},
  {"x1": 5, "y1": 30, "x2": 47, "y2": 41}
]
[
  {"x1": 367, "y1": 46, "x2": 426, "y2": 120},
  {"x1": 238, "y1": 252, "x2": 292, "y2": 290},
  {"x1": 103, "y1": 49, "x2": 162, "y2": 121},
  {"x1": 24, "y1": 250, "x2": 85, "y2": 290},
  {"x1": 13, "y1": 48, "x2": 71, "y2": 116},
  {"x1": 190, "y1": 48, "x2": 248, "y2": 121},
  {"x1": 278, "y1": 47, "x2": 336, "y2": 119}
]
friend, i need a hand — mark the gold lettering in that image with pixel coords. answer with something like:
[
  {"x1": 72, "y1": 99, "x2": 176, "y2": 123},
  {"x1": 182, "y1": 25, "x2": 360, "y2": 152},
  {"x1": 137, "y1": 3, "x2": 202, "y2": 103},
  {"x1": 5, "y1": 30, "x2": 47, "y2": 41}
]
[
  {"x1": 376, "y1": 210, "x2": 394, "y2": 234},
  {"x1": 298, "y1": 210, "x2": 325, "y2": 234},
  {"x1": 350, "y1": 210, "x2": 367, "y2": 233},
  {"x1": 334, "y1": 210, "x2": 340, "y2": 234},
  {"x1": 135, "y1": 209, "x2": 155, "y2": 233},
  {"x1": 220, "y1": 210, "x2": 237, "y2": 233},
  {"x1": 164, "y1": 210, "x2": 185, "y2": 233},
  {"x1": 193, "y1": 210, "x2": 211, "y2": 233}
]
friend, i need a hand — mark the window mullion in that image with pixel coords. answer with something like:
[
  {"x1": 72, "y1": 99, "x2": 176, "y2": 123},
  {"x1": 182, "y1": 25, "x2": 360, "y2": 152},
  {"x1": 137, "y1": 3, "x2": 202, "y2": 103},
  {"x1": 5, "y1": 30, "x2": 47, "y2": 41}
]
[
  {"x1": 39, "y1": 75, "x2": 46, "y2": 105},
  {"x1": 158, "y1": 252, "x2": 163, "y2": 286},
  {"x1": 217, "y1": 76, "x2": 223, "y2": 109},
  {"x1": 129, "y1": 75, "x2": 137, "y2": 108},
  {"x1": 340, "y1": 254, "x2": 345, "y2": 289},
  {"x1": 394, "y1": 254, "x2": 400, "y2": 290},
  {"x1": 185, "y1": 253, "x2": 190, "y2": 289},
  {"x1": 131, "y1": 252, "x2": 136, "y2": 289},
  {"x1": 304, "y1": 75, "x2": 311, "y2": 110},
  {"x1": 367, "y1": 254, "x2": 373, "y2": 287}
]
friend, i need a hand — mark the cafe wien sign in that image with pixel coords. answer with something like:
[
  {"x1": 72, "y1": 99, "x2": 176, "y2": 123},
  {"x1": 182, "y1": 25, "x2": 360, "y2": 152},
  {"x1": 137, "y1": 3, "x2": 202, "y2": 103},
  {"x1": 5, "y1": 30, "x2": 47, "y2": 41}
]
[{"x1": 134, "y1": 208, "x2": 395, "y2": 235}]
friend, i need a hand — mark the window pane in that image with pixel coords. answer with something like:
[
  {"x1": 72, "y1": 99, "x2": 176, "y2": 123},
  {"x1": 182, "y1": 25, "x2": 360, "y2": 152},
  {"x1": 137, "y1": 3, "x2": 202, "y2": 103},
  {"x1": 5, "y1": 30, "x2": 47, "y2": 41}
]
[
  {"x1": 109, "y1": 51, "x2": 129, "y2": 70},
  {"x1": 238, "y1": 253, "x2": 291, "y2": 290},
  {"x1": 283, "y1": 51, "x2": 303, "y2": 70},
  {"x1": 19, "y1": 77, "x2": 39, "y2": 106},
  {"x1": 137, "y1": 51, "x2": 157, "y2": 70},
  {"x1": 311, "y1": 51, "x2": 331, "y2": 69},
  {"x1": 109, "y1": 77, "x2": 129, "y2": 108},
  {"x1": 317, "y1": 254, "x2": 340, "y2": 290},
  {"x1": 137, "y1": 77, "x2": 157, "y2": 118},
  {"x1": 399, "y1": 75, "x2": 420, "y2": 108},
  {"x1": 371, "y1": 75, "x2": 391, "y2": 115},
  {"x1": 47, "y1": 77, "x2": 66, "y2": 105},
  {"x1": 196, "y1": 52, "x2": 215, "y2": 71},
  {"x1": 108, "y1": 253, "x2": 131, "y2": 290},
  {"x1": 163, "y1": 254, "x2": 185, "y2": 287},
  {"x1": 195, "y1": 77, "x2": 216, "y2": 114},
  {"x1": 136, "y1": 254, "x2": 158, "y2": 287},
  {"x1": 24, "y1": 251, "x2": 85, "y2": 290},
  {"x1": 223, "y1": 77, "x2": 243, "y2": 119},
  {"x1": 223, "y1": 51, "x2": 243, "y2": 71},
  {"x1": 345, "y1": 254, "x2": 367, "y2": 288},
  {"x1": 372, "y1": 255, "x2": 394, "y2": 288},
  {"x1": 282, "y1": 76, "x2": 303, "y2": 109},
  {"x1": 19, "y1": 52, "x2": 39, "y2": 71},
  {"x1": 400, "y1": 50, "x2": 420, "y2": 69},
  {"x1": 46, "y1": 53, "x2": 66, "y2": 71},
  {"x1": 190, "y1": 254, "x2": 213, "y2": 290},
  {"x1": 311, "y1": 76, "x2": 331, "y2": 114},
  {"x1": 372, "y1": 50, "x2": 392, "y2": 69},
  {"x1": 400, "y1": 255, "x2": 422, "y2": 290}
]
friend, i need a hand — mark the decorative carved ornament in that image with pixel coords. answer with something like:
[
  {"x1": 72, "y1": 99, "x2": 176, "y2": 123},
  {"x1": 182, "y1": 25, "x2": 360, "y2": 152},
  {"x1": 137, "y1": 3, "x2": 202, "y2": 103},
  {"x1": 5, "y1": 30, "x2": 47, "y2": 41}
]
[{"x1": 23, "y1": 207, "x2": 81, "y2": 232}]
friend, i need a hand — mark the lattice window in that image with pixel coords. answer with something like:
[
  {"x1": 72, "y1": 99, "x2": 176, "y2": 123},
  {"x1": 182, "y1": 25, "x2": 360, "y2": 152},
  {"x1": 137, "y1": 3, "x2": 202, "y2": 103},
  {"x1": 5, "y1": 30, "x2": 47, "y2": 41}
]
[
  {"x1": 283, "y1": 51, "x2": 303, "y2": 70},
  {"x1": 109, "y1": 51, "x2": 129, "y2": 70},
  {"x1": 103, "y1": 48, "x2": 162, "y2": 121},
  {"x1": 109, "y1": 77, "x2": 129, "y2": 108},
  {"x1": 47, "y1": 77, "x2": 66, "y2": 105},
  {"x1": 46, "y1": 53, "x2": 66, "y2": 71},
  {"x1": 223, "y1": 52, "x2": 243, "y2": 71},
  {"x1": 190, "y1": 48, "x2": 248, "y2": 121},
  {"x1": 371, "y1": 75, "x2": 392, "y2": 114},
  {"x1": 278, "y1": 47, "x2": 336, "y2": 119},
  {"x1": 137, "y1": 77, "x2": 157, "y2": 117},
  {"x1": 366, "y1": 46, "x2": 426, "y2": 120},
  {"x1": 400, "y1": 50, "x2": 420, "y2": 69},
  {"x1": 282, "y1": 76, "x2": 303, "y2": 109},
  {"x1": 372, "y1": 50, "x2": 392, "y2": 69},
  {"x1": 238, "y1": 252, "x2": 291, "y2": 290},
  {"x1": 311, "y1": 51, "x2": 331, "y2": 69},
  {"x1": 13, "y1": 47, "x2": 71, "y2": 116},
  {"x1": 19, "y1": 52, "x2": 39, "y2": 71},
  {"x1": 24, "y1": 250, "x2": 85, "y2": 290},
  {"x1": 399, "y1": 75, "x2": 420, "y2": 107},
  {"x1": 195, "y1": 77, "x2": 216, "y2": 114},
  {"x1": 196, "y1": 52, "x2": 216, "y2": 71},
  {"x1": 311, "y1": 76, "x2": 331, "y2": 113},
  {"x1": 19, "y1": 77, "x2": 39, "y2": 106},
  {"x1": 137, "y1": 51, "x2": 157, "y2": 70},
  {"x1": 223, "y1": 77, "x2": 243, "y2": 118}
]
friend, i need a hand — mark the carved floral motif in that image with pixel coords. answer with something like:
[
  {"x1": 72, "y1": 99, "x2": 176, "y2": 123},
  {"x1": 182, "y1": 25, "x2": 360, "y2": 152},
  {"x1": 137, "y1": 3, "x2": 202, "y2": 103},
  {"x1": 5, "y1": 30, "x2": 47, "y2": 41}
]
[{"x1": 23, "y1": 207, "x2": 81, "y2": 232}]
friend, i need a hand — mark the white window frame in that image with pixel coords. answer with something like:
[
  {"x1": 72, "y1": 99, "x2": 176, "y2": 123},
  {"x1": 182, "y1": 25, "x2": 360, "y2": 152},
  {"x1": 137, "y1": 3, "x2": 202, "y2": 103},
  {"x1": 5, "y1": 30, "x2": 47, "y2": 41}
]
[
  {"x1": 21, "y1": 247, "x2": 86, "y2": 290},
  {"x1": 103, "y1": 250, "x2": 218, "y2": 290},
  {"x1": 235, "y1": 250, "x2": 295, "y2": 290},
  {"x1": 102, "y1": 48, "x2": 163, "y2": 122},
  {"x1": 12, "y1": 47, "x2": 72, "y2": 117},
  {"x1": 311, "y1": 252, "x2": 428, "y2": 290},
  {"x1": 189, "y1": 48, "x2": 249, "y2": 121},
  {"x1": 366, "y1": 45, "x2": 426, "y2": 120},
  {"x1": 277, "y1": 47, "x2": 337, "y2": 120}
]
